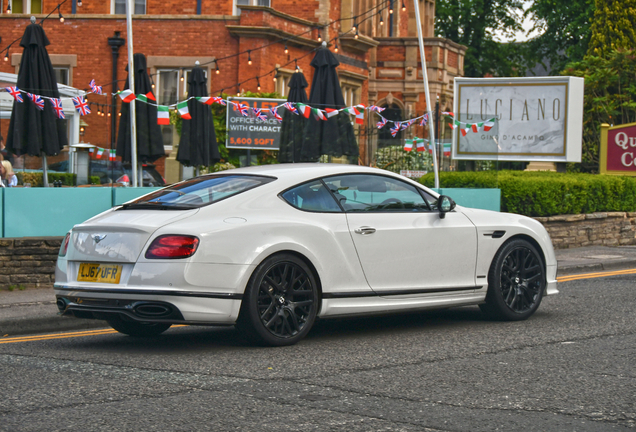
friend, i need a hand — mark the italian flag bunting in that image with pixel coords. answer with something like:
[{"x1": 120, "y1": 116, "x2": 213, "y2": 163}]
[
  {"x1": 145, "y1": 91, "x2": 156, "y2": 101},
  {"x1": 96, "y1": 148, "x2": 104, "y2": 158},
  {"x1": 404, "y1": 141, "x2": 413, "y2": 152},
  {"x1": 118, "y1": 89, "x2": 136, "y2": 103},
  {"x1": 157, "y1": 105, "x2": 170, "y2": 125},
  {"x1": 483, "y1": 118, "x2": 496, "y2": 131},
  {"x1": 324, "y1": 108, "x2": 339, "y2": 118},
  {"x1": 136, "y1": 94, "x2": 150, "y2": 103},
  {"x1": 197, "y1": 97, "x2": 214, "y2": 105},
  {"x1": 414, "y1": 138, "x2": 426, "y2": 152},
  {"x1": 461, "y1": 128, "x2": 470, "y2": 137},
  {"x1": 297, "y1": 104, "x2": 311, "y2": 119},
  {"x1": 313, "y1": 108, "x2": 326, "y2": 121},
  {"x1": 471, "y1": 123, "x2": 481, "y2": 133},
  {"x1": 109, "y1": 149, "x2": 116, "y2": 161},
  {"x1": 177, "y1": 101, "x2": 191, "y2": 120}
]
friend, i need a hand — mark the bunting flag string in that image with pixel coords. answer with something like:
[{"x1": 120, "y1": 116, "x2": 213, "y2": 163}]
[{"x1": 4, "y1": 80, "x2": 497, "y2": 138}]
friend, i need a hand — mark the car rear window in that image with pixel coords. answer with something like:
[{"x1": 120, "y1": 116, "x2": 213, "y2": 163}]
[{"x1": 120, "y1": 174, "x2": 275, "y2": 210}]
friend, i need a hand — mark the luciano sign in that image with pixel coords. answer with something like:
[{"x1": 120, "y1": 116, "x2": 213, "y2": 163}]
[
  {"x1": 600, "y1": 122, "x2": 636, "y2": 176},
  {"x1": 452, "y1": 77, "x2": 584, "y2": 162}
]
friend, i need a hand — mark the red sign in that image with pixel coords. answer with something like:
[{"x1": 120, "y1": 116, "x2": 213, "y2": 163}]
[{"x1": 600, "y1": 123, "x2": 636, "y2": 175}]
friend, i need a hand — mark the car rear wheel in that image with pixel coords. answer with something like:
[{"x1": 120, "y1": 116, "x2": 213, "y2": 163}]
[
  {"x1": 238, "y1": 254, "x2": 319, "y2": 346},
  {"x1": 480, "y1": 239, "x2": 545, "y2": 321},
  {"x1": 107, "y1": 316, "x2": 171, "y2": 337}
]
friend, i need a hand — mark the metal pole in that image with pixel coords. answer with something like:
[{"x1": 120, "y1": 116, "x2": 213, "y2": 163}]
[
  {"x1": 126, "y1": 0, "x2": 139, "y2": 187},
  {"x1": 412, "y1": 0, "x2": 439, "y2": 188}
]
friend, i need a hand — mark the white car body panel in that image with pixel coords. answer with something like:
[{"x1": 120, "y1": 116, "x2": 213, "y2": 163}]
[{"x1": 54, "y1": 163, "x2": 558, "y2": 327}]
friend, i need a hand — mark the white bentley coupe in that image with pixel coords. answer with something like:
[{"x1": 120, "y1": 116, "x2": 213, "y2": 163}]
[{"x1": 55, "y1": 164, "x2": 558, "y2": 346}]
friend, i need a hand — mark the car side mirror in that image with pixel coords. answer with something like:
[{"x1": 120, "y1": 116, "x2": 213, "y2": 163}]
[{"x1": 437, "y1": 195, "x2": 456, "y2": 219}]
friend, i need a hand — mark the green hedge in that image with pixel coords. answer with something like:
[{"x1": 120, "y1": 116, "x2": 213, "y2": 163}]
[
  {"x1": 15, "y1": 172, "x2": 101, "y2": 187},
  {"x1": 419, "y1": 171, "x2": 636, "y2": 216}
]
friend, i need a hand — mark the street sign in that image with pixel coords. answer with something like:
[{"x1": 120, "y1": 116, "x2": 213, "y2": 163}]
[{"x1": 226, "y1": 96, "x2": 286, "y2": 150}]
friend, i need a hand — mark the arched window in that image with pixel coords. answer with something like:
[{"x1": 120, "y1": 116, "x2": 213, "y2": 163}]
[{"x1": 377, "y1": 104, "x2": 403, "y2": 148}]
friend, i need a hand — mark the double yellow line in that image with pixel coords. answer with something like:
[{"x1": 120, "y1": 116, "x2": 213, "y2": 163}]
[
  {"x1": 557, "y1": 267, "x2": 636, "y2": 283},
  {"x1": 1, "y1": 328, "x2": 117, "y2": 344}
]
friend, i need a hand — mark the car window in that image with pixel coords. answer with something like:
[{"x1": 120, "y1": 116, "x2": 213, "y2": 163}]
[
  {"x1": 121, "y1": 174, "x2": 274, "y2": 210},
  {"x1": 281, "y1": 180, "x2": 342, "y2": 213},
  {"x1": 323, "y1": 174, "x2": 431, "y2": 212}
]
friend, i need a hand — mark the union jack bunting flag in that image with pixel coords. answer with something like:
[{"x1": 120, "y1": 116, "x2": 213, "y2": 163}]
[
  {"x1": 72, "y1": 96, "x2": 91, "y2": 116},
  {"x1": 89, "y1": 79, "x2": 103, "y2": 95},
  {"x1": 270, "y1": 106, "x2": 282, "y2": 122},
  {"x1": 27, "y1": 93, "x2": 45, "y2": 110},
  {"x1": 253, "y1": 108, "x2": 269, "y2": 122},
  {"x1": 212, "y1": 97, "x2": 227, "y2": 106},
  {"x1": 368, "y1": 105, "x2": 385, "y2": 113},
  {"x1": 283, "y1": 102, "x2": 298, "y2": 115},
  {"x1": 5, "y1": 86, "x2": 23, "y2": 102},
  {"x1": 51, "y1": 98, "x2": 65, "y2": 119},
  {"x1": 390, "y1": 122, "x2": 402, "y2": 137},
  {"x1": 376, "y1": 116, "x2": 388, "y2": 129},
  {"x1": 419, "y1": 114, "x2": 428, "y2": 126},
  {"x1": 402, "y1": 120, "x2": 414, "y2": 130},
  {"x1": 232, "y1": 102, "x2": 249, "y2": 117}
]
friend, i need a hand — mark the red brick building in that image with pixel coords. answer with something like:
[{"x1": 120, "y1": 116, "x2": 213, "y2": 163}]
[{"x1": 0, "y1": 0, "x2": 465, "y2": 180}]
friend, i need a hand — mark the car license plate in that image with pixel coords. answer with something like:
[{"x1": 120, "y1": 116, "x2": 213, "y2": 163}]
[{"x1": 77, "y1": 263, "x2": 122, "y2": 284}]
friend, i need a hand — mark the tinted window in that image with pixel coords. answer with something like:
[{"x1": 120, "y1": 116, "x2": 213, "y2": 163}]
[
  {"x1": 323, "y1": 174, "x2": 430, "y2": 212},
  {"x1": 121, "y1": 175, "x2": 274, "y2": 210},
  {"x1": 281, "y1": 180, "x2": 342, "y2": 213}
]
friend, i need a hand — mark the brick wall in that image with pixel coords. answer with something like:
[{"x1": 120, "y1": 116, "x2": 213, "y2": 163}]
[
  {"x1": 0, "y1": 238, "x2": 62, "y2": 289},
  {"x1": 534, "y1": 212, "x2": 636, "y2": 249}
]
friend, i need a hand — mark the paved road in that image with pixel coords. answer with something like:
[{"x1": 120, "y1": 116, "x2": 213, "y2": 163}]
[{"x1": 0, "y1": 272, "x2": 634, "y2": 431}]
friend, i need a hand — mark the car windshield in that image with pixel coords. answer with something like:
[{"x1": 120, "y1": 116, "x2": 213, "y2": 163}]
[{"x1": 120, "y1": 174, "x2": 275, "y2": 210}]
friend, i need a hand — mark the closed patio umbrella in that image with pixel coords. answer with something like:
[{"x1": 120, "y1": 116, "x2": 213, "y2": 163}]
[
  {"x1": 300, "y1": 47, "x2": 358, "y2": 162},
  {"x1": 177, "y1": 64, "x2": 219, "y2": 168},
  {"x1": 277, "y1": 71, "x2": 308, "y2": 163},
  {"x1": 116, "y1": 53, "x2": 164, "y2": 164},
  {"x1": 5, "y1": 20, "x2": 68, "y2": 186}
]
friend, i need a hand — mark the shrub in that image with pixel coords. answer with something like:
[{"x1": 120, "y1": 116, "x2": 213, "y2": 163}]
[
  {"x1": 15, "y1": 172, "x2": 78, "y2": 187},
  {"x1": 419, "y1": 171, "x2": 636, "y2": 216}
]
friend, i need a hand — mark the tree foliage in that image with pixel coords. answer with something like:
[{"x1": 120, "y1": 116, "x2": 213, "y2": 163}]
[
  {"x1": 562, "y1": 49, "x2": 636, "y2": 169},
  {"x1": 435, "y1": 0, "x2": 524, "y2": 77},
  {"x1": 523, "y1": 0, "x2": 594, "y2": 73},
  {"x1": 587, "y1": 0, "x2": 636, "y2": 57}
]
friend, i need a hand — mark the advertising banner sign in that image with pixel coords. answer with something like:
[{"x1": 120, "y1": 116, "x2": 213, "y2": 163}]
[
  {"x1": 600, "y1": 122, "x2": 636, "y2": 175},
  {"x1": 452, "y1": 77, "x2": 584, "y2": 162},
  {"x1": 226, "y1": 97, "x2": 286, "y2": 150}
]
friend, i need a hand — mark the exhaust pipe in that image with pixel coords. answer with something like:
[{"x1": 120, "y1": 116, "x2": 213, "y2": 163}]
[
  {"x1": 56, "y1": 297, "x2": 69, "y2": 312},
  {"x1": 133, "y1": 302, "x2": 173, "y2": 318}
]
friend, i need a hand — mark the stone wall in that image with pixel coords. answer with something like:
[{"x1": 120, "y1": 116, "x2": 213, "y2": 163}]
[
  {"x1": 0, "y1": 238, "x2": 62, "y2": 289},
  {"x1": 534, "y1": 212, "x2": 636, "y2": 249}
]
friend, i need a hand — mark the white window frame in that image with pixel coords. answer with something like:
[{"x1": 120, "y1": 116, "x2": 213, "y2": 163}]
[
  {"x1": 111, "y1": 0, "x2": 146, "y2": 15},
  {"x1": 274, "y1": 67, "x2": 294, "y2": 98},
  {"x1": 233, "y1": 0, "x2": 270, "y2": 15}
]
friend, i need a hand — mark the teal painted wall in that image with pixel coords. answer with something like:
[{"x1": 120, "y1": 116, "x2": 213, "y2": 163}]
[
  {"x1": 1, "y1": 187, "x2": 500, "y2": 237},
  {"x1": 2, "y1": 187, "x2": 160, "y2": 238},
  {"x1": 432, "y1": 188, "x2": 501, "y2": 212}
]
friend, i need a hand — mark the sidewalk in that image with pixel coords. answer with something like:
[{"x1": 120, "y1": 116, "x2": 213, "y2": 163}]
[{"x1": 2, "y1": 245, "x2": 636, "y2": 337}]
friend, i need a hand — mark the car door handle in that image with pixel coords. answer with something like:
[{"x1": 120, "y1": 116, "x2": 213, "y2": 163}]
[{"x1": 354, "y1": 226, "x2": 376, "y2": 235}]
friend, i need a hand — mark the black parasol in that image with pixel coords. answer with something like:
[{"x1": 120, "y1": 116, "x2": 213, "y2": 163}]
[
  {"x1": 5, "y1": 21, "x2": 67, "y2": 159},
  {"x1": 277, "y1": 71, "x2": 308, "y2": 163},
  {"x1": 116, "y1": 53, "x2": 164, "y2": 163},
  {"x1": 299, "y1": 47, "x2": 358, "y2": 162},
  {"x1": 177, "y1": 65, "x2": 219, "y2": 167}
]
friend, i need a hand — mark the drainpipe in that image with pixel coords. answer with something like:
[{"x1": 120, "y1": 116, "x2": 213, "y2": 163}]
[
  {"x1": 107, "y1": 31, "x2": 125, "y2": 150},
  {"x1": 197, "y1": 0, "x2": 201, "y2": 14}
]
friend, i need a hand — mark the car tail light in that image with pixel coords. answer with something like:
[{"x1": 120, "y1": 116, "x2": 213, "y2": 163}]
[
  {"x1": 59, "y1": 233, "x2": 71, "y2": 257},
  {"x1": 145, "y1": 235, "x2": 200, "y2": 259},
  {"x1": 116, "y1": 174, "x2": 130, "y2": 186}
]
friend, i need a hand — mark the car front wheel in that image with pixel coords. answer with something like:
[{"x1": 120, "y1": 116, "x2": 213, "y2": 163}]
[
  {"x1": 238, "y1": 254, "x2": 319, "y2": 346},
  {"x1": 480, "y1": 239, "x2": 545, "y2": 321}
]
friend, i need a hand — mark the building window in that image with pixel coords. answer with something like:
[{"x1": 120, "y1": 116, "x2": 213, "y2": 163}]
[
  {"x1": 274, "y1": 68, "x2": 294, "y2": 98},
  {"x1": 53, "y1": 67, "x2": 70, "y2": 86},
  {"x1": 9, "y1": 0, "x2": 43, "y2": 13},
  {"x1": 234, "y1": 0, "x2": 270, "y2": 15},
  {"x1": 112, "y1": 0, "x2": 146, "y2": 14}
]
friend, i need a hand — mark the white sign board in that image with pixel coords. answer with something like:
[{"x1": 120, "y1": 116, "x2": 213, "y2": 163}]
[{"x1": 452, "y1": 77, "x2": 584, "y2": 162}]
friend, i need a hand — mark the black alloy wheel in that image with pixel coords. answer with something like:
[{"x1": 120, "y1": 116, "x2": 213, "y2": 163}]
[
  {"x1": 107, "y1": 316, "x2": 171, "y2": 337},
  {"x1": 239, "y1": 254, "x2": 319, "y2": 346},
  {"x1": 480, "y1": 239, "x2": 545, "y2": 321}
]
